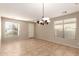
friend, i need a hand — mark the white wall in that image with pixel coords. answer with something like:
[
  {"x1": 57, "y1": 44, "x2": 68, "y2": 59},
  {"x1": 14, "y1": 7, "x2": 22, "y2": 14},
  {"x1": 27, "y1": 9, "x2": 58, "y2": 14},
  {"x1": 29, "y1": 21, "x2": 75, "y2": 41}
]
[
  {"x1": 1, "y1": 17, "x2": 35, "y2": 42},
  {"x1": 28, "y1": 23, "x2": 35, "y2": 38},
  {"x1": 35, "y1": 12, "x2": 79, "y2": 48},
  {"x1": 0, "y1": 17, "x2": 1, "y2": 47}
]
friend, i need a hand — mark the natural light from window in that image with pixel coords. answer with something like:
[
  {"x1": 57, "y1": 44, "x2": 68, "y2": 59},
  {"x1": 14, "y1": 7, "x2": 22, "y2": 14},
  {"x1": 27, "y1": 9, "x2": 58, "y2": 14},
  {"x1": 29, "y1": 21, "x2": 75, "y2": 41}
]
[
  {"x1": 54, "y1": 18, "x2": 76, "y2": 40},
  {"x1": 5, "y1": 22, "x2": 19, "y2": 37}
]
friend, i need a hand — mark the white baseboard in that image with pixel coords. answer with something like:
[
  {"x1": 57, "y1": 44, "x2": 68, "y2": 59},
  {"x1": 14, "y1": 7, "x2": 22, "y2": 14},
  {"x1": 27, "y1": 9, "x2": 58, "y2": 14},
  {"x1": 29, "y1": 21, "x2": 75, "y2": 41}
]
[{"x1": 35, "y1": 38, "x2": 79, "y2": 49}]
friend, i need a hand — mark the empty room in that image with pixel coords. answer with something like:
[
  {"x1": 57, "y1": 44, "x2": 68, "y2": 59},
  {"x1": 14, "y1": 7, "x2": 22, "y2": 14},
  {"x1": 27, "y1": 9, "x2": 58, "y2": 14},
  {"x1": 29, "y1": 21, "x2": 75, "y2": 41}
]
[{"x1": 0, "y1": 3, "x2": 79, "y2": 56}]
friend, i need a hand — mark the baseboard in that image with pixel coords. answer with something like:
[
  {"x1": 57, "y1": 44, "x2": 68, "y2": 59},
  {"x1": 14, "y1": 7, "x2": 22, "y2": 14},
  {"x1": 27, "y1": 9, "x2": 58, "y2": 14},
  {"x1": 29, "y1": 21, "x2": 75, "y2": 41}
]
[{"x1": 35, "y1": 38, "x2": 79, "y2": 49}]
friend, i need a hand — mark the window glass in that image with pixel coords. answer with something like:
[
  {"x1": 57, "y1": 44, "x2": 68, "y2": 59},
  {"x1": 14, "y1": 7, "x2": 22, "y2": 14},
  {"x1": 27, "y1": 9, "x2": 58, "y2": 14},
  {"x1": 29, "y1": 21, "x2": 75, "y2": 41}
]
[
  {"x1": 54, "y1": 18, "x2": 76, "y2": 40},
  {"x1": 5, "y1": 22, "x2": 19, "y2": 37},
  {"x1": 54, "y1": 24, "x2": 63, "y2": 38},
  {"x1": 64, "y1": 23, "x2": 76, "y2": 39}
]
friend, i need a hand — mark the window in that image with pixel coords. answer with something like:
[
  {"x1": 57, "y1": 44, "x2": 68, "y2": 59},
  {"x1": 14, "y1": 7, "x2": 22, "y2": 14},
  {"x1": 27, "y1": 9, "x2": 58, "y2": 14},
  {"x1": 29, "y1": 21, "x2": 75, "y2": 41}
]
[
  {"x1": 54, "y1": 18, "x2": 76, "y2": 40},
  {"x1": 54, "y1": 20, "x2": 63, "y2": 38},
  {"x1": 5, "y1": 22, "x2": 19, "y2": 37}
]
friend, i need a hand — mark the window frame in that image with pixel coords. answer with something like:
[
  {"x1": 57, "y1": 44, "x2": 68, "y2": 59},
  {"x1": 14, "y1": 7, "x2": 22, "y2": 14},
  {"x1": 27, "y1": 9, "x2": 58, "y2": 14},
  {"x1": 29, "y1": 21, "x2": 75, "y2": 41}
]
[{"x1": 54, "y1": 18, "x2": 77, "y2": 40}]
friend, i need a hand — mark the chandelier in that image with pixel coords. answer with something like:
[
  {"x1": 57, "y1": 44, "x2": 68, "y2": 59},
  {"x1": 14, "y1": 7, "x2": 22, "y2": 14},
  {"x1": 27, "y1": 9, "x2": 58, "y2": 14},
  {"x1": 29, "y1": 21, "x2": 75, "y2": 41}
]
[{"x1": 36, "y1": 3, "x2": 50, "y2": 25}]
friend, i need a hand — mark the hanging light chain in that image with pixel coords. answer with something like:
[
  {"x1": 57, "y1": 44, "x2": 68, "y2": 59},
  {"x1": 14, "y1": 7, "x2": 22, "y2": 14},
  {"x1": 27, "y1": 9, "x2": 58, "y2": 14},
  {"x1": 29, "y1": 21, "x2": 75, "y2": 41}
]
[
  {"x1": 42, "y1": 3, "x2": 44, "y2": 18},
  {"x1": 36, "y1": 3, "x2": 50, "y2": 25}
]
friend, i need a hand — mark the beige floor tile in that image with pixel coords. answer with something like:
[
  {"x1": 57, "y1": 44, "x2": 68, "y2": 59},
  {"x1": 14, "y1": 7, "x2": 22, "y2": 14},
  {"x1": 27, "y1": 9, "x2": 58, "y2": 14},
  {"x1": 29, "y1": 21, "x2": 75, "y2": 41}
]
[{"x1": 0, "y1": 39, "x2": 79, "y2": 56}]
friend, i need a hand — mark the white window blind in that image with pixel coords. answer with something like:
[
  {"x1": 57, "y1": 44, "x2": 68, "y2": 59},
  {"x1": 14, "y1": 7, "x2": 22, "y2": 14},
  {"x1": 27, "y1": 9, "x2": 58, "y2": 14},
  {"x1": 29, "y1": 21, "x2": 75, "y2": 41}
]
[{"x1": 54, "y1": 18, "x2": 76, "y2": 40}]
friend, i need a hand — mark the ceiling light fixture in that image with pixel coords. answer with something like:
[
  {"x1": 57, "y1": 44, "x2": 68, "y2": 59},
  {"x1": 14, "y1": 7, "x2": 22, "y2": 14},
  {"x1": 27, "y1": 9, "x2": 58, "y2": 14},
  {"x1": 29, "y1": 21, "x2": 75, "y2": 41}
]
[{"x1": 36, "y1": 3, "x2": 50, "y2": 25}]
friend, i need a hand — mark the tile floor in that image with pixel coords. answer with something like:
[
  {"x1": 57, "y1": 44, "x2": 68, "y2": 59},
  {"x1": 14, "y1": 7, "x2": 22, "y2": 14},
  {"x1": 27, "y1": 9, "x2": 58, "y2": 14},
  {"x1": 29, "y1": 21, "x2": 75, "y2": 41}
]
[{"x1": 0, "y1": 39, "x2": 79, "y2": 56}]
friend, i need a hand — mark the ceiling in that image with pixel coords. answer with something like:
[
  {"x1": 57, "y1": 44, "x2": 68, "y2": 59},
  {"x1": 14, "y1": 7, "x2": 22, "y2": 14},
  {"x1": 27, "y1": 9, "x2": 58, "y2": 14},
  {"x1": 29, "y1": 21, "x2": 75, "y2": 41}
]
[{"x1": 0, "y1": 3, "x2": 79, "y2": 21}]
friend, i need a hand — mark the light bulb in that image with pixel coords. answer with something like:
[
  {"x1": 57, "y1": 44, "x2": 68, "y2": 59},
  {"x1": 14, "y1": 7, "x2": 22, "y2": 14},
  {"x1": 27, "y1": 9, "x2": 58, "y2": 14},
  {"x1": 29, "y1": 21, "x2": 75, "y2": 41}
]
[
  {"x1": 39, "y1": 20, "x2": 43, "y2": 23},
  {"x1": 42, "y1": 17, "x2": 50, "y2": 22}
]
